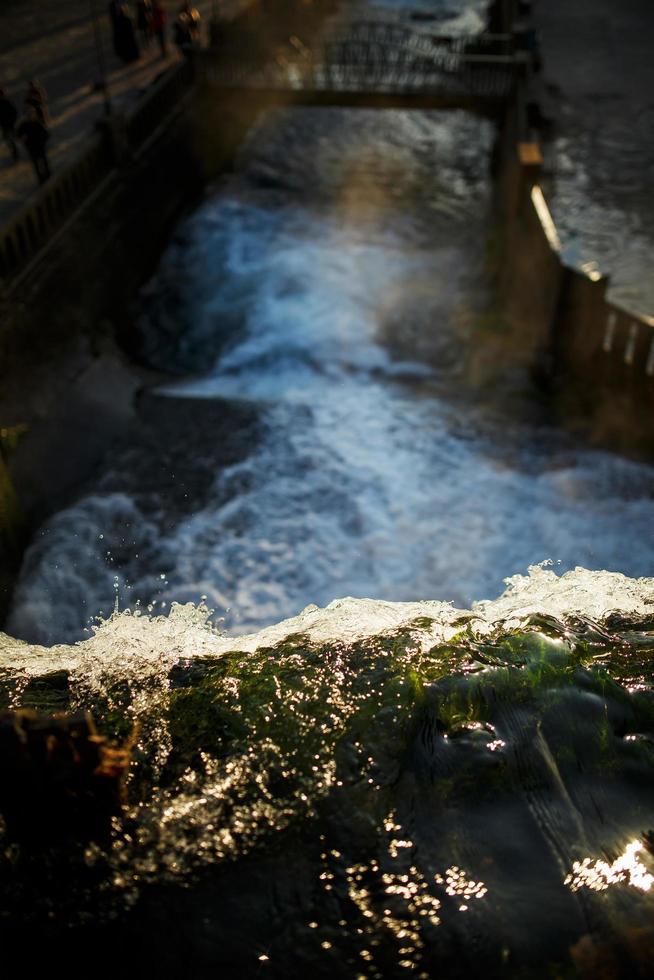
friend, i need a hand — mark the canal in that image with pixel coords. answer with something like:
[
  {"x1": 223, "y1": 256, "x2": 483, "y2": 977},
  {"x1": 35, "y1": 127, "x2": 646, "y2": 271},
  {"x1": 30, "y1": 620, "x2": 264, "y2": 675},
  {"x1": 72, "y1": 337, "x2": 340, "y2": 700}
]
[
  {"x1": 7, "y1": 84, "x2": 654, "y2": 644},
  {"x1": 1, "y1": 3, "x2": 654, "y2": 973}
]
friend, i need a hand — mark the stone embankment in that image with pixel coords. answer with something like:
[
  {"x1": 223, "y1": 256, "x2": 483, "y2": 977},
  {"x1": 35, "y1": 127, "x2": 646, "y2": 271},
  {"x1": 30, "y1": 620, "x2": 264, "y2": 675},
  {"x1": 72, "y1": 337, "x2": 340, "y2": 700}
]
[{"x1": 488, "y1": 0, "x2": 654, "y2": 455}]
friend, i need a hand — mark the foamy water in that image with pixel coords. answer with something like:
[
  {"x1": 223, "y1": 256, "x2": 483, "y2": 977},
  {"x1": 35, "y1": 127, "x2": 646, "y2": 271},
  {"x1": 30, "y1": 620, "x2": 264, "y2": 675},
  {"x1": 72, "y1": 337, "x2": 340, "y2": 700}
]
[
  {"x1": 1, "y1": 5, "x2": 653, "y2": 969},
  {"x1": 3, "y1": 564, "x2": 653, "y2": 673},
  {"x1": 6, "y1": 100, "x2": 654, "y2": 645}
]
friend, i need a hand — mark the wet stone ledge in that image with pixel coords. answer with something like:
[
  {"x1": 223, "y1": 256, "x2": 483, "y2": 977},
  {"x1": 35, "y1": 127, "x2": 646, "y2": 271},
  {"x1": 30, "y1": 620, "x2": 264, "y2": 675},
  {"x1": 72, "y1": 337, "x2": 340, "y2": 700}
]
[{"x1": 0, "y1": 611, "x2": 652, "y2": 977}]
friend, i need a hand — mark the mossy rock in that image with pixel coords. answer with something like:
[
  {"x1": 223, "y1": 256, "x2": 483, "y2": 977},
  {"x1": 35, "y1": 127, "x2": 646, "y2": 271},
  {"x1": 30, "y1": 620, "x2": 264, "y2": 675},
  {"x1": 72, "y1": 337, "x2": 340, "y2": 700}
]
[{"x1": 0, "y1": 615, "x2": 653, "y2": 978}]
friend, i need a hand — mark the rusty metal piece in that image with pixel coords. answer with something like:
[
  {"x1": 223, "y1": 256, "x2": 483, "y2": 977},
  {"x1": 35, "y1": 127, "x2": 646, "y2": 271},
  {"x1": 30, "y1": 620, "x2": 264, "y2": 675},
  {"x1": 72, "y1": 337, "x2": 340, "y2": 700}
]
[{"x1": 0, "y1": 708, "x2": 131, "y2": 844}]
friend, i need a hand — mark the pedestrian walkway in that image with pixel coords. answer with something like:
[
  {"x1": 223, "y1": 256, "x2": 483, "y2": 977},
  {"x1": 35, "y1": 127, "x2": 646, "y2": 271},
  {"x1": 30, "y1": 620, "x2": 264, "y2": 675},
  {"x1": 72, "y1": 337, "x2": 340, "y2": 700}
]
[{"x1": 0, "y1": 0, "x2": 246, "y2": 225}]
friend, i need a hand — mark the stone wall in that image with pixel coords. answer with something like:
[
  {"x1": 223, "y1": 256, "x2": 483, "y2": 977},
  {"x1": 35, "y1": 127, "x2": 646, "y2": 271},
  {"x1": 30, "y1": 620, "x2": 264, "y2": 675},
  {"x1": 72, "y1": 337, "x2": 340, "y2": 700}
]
[
  {"x1": 502, "y1": 156, "x2": 654, "y2": 455},
  {"x1": 553, "y1": 266, "x2": 654, "y2": 456}
]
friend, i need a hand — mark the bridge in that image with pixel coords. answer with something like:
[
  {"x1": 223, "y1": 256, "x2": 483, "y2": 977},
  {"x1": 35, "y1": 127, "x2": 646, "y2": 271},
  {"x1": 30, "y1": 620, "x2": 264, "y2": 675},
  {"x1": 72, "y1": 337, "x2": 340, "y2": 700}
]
[{"x1": 196, "y1": 21, "x2": 527, "y2": 115}]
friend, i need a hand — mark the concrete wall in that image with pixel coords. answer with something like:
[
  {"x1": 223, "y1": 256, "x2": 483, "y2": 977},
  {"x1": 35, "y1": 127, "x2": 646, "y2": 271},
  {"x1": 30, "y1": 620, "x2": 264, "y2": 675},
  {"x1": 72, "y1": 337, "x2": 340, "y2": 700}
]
[
  {"x1": 501, "y1": 157, "x2": 654, "y2": 455},
  {"x1": 553, "y1": 268, "x2": 654, "y2": 455},
  {"x1": 502, "y1": 164, "x2": 565, "y2": 380},
  {"x1": 469, "y1": 114, "x2": 565, "y2": 393}
]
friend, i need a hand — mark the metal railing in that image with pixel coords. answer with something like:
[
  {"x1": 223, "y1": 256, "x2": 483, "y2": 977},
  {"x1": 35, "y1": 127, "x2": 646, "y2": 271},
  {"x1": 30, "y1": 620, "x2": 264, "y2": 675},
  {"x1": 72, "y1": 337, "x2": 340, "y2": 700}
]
[
  {"x1": 599, "y1": 301, "x2": 654, "y2": 377},
  {"x1": 0, "y1": 134, "x2": 113, "y2": 286},
  {"x1": 198, "y1": 30, "x2": 522, "y2": 104}
]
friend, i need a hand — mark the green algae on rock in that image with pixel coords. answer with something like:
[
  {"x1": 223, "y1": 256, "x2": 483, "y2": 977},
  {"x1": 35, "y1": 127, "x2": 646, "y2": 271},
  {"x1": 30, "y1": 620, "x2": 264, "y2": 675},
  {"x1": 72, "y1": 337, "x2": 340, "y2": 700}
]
[{"x1": 0, "y1": 596, "x2": 652, "y2": 977}]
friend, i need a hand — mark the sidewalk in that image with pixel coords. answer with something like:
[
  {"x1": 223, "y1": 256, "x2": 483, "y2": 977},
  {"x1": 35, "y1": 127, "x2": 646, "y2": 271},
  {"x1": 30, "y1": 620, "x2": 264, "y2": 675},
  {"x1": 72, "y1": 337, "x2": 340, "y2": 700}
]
[
  {"x1": 0, "y1": 0, "x2": 240, "y2": 225},
  {"x1": 532, "y1": 0, "x2": 654, "y2": 314}
]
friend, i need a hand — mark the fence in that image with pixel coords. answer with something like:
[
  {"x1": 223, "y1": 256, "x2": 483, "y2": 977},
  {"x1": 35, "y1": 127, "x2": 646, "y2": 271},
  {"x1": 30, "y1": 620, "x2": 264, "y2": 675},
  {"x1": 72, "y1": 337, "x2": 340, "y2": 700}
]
[
  {"x1": 199, "y1": 50, "x2": 520, "y2": 103},
  {"x1": 600, "y1": 305, "x2": 654, "y2": 375},
  {"x1": 197, "y1": 25, "x2": 522, "y2": 106},
  {"x1": 0, "y1": 135, "x2": 113, "y2": 286}
]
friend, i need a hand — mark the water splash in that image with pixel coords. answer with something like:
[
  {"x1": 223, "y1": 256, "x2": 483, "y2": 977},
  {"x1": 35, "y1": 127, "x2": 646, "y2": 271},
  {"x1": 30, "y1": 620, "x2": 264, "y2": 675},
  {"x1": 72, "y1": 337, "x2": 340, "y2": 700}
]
[
  {"x1": 1, "y1": 567, "x2": 653, "y2": 974},
  {"x1": 6, "y1": 103, "x2": 654, "y2": 645}
]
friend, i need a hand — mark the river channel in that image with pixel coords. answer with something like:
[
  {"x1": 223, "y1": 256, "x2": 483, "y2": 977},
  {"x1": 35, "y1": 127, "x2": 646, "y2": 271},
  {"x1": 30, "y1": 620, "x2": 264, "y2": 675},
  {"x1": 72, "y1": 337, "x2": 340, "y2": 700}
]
[
  {"x1": 2, "y1": 4, "x2": 654, "y2": 974},
  {"x1": 6, "y1": 2, "x2": 654, "y2": 647}
]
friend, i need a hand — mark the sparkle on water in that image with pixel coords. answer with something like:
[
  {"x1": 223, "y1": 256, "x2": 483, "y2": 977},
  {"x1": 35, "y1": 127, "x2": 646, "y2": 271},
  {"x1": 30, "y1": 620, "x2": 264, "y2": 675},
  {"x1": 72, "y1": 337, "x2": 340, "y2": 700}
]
[
  {"x1": 1, "y1": 568, "x2": 654, "y2": 971},
  {"x1": 1, "y1": 1, "x2": 653, "y2": 967},
  {"x1": 565, "y1": 841, "x2": 654, "y2": 895}
]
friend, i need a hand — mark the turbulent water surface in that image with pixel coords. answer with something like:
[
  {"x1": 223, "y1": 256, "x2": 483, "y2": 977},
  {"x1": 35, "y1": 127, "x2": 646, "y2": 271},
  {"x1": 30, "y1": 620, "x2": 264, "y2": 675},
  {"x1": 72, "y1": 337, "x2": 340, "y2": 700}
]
[
  {"x1": 6, "y1": 95, "x2": 654, "y2": 644},
  {"x1": 1, "y1": 3, "x2": 654, "y2": 970}
]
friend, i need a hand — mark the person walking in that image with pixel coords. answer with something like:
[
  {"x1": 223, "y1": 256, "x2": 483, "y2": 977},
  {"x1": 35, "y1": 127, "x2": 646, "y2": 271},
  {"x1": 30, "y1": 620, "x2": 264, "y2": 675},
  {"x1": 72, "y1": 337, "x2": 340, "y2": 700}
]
[
  {"x1": 24, "y1": 80, "x2": 49, "y2": 126},
  {"x1": 174, "y1": 1, "x2": 201, "y2": 52},
  {"x1": 183, "y1": 1, "x2": 202, "y2": 42},
  {"x1": 109, "y1": 0, "x2": 122, "y2": 58},
  {"x1": 0, "y1": 89, "x2": 19, "y2": 162},
  {"x1": 16, "y1": 106, "x2": 51, "y2": 185},
  {"x1": 173, "y1": 7, "x2": 191, "y2": 50},
  {"x1": 136, "y1": 0, "x2": 153, "y2": 48},
  {"x1": 114, "y1": 4, "x2": 141, "y2": 63},
  {"x1": 151, "y1": 1, "x2": 168, "y2": 58}
]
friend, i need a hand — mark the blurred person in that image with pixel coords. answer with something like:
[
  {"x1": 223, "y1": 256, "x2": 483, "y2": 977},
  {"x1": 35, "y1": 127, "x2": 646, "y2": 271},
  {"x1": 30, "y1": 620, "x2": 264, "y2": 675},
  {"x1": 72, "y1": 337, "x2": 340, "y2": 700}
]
[
  {"x1": 174, "y1": 1, "x2": 201, "y2": 51},
  {"x1": 184, "y1": 1, "x2": 202, "y2": 42},
  {"x1": 24, "y1": 79, "x2": 49, "y2": 126},
  {"x1": 109, "y1": 0, "x2": 122, "y2": 57},
  {"x1": 0, "y1": 89, "x2": 19, "y2": 162},
  {"x1": 16, "y1": 106, "x2": 50, "y2": 185},
  {"x1": 151, "y1": 0, "x2": 168, "y2": 57},
  {"x1": 114, "y1": 4, "x2": 141, "y2": 63},
  {"x1": 208, "y1": 0, "x2": 225, "y2": 46},
  {"x1": 136, "y1": 0, "x2": 153, "y2": 47},
  {"x1": 173, "y1": 10, "x2": 190, "y2": 49}
]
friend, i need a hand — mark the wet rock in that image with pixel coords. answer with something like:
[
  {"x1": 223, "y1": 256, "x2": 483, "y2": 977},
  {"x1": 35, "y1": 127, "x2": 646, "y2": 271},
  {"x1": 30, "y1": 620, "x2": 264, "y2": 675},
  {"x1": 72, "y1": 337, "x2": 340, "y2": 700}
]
[{"x1": 0, "y1": 610, "x2": 653, "y2": 976}]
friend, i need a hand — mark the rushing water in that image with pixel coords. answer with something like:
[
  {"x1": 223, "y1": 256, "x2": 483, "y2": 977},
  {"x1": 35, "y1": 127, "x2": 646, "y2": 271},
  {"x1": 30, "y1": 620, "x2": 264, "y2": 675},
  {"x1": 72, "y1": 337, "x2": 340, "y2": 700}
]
[
  {"x1": 6, "y1": 97, "x2": 654, "y2": 645},
  {"x1": 1, "y1": 4, "x2": 654, "y2": 968}
]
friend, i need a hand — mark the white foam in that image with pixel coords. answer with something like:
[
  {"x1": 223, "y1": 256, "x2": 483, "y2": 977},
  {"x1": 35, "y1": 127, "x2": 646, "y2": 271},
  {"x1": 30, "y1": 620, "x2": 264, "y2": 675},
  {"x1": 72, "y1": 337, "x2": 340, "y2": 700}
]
[
  {"x1": 2, "y1": 566, "x2": 653, "y2": 677},
  {"x1": 6, "y1": 109, "x2": 654, "y2": 645}
]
